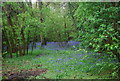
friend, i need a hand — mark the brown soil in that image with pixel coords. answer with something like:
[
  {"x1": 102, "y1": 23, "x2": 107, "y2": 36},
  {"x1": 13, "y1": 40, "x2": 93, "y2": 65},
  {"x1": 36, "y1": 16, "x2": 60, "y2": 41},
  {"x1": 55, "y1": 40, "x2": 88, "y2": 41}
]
[{"x1": 3, "y1": 68, "x2": 47, "y2": 80}]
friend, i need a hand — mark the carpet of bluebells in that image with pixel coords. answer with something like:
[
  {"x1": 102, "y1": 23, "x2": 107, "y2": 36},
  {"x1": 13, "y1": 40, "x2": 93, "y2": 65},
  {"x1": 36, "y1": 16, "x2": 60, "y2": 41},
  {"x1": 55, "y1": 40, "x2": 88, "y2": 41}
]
[
  {"x1": 3, "y1": 41, "x2": 118, "y2": 79},
  {"x1": 29, "y1": 41, "x2": 117, "y2": 79},
  {"x1": 29, "y1": 41, "x2": 80, "y2": 50}
]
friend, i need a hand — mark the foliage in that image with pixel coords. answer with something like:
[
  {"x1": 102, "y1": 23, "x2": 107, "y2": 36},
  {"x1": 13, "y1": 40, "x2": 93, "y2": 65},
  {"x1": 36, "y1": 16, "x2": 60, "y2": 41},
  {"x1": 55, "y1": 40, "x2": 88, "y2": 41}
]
[
  {"x1": 75, "y1": 2, "x2": 120, "y2": 56},
  {"x1": 2, "y1": 2, "x2": 120, "y2": 79}
]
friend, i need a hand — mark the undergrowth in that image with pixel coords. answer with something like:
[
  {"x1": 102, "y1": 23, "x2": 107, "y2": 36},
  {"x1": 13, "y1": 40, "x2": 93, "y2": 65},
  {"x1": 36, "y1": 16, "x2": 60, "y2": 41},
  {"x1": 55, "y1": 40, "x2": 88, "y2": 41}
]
[{"x1": 2, "y1": 48, "x2": 119, "y2": 79}]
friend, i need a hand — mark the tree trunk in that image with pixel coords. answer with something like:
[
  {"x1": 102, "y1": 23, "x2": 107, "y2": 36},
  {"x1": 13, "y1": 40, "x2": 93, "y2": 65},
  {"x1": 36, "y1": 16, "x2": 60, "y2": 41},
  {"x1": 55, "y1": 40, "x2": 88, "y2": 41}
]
[
  {"x1": 26, "y1": 30, "x2": 30, "y2": 55},
  {"x1": 3, "y1": 4, "x2": 14, "y2": 58},
  {"x1": 3, "y1": 29, "x2": 12, "y2": 58},
  {"x1": 21, "y1": 28, "x2": 26, "y2": 55}
]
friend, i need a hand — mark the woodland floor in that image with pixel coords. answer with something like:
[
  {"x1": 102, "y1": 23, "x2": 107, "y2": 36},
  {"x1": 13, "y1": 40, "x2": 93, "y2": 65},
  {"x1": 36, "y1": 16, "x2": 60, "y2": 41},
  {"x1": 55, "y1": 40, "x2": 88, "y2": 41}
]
[{"x1": 2, "y1": 41, "x2": 118, "y2": 80}]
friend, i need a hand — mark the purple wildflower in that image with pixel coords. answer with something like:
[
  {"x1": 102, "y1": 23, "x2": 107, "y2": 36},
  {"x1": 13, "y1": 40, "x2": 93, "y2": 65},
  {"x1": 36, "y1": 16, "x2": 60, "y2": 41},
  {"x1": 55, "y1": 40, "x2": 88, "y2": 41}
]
[
  {"x1": 56, "y1": 69, "x2": 59, "y2": 72},
  {"x1": 68, "y1": 57, "x2": 73, "y2": 59},
  {"x1": 76, "y1": 62, "x2": 84, "y2": 65},
  {"x1": 29, "y1": 41, "x2": 80, "y2": 50},
  {"x1": 98, "y1": 59, "x2": 101, "y2": 61}
]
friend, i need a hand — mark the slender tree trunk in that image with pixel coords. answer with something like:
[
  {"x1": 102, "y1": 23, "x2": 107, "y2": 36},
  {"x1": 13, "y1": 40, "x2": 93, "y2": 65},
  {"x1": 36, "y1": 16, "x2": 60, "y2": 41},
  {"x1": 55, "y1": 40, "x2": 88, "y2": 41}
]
[
  {"x1": 3, "y1": 4, "x2": 14, "y2": 58},
  {"x1": 3, "y1": 29, "x2": 12, "y2": 58},
  {"x1": 31, "y1": 28, "x2": 37, "y2": 54},
  {"x1": 26, "y1": 30, "x2": 30, "y2": 55},
  {"x1": 18, "y1": 43, "x2": 23, "y2": 56},
  {"x1": 38, "y1": 2, "x2": 47, "y2": 46},
  {"x1": 31, "y1": 42, "x2": 34, "y2": 54},
  {"x1": 21, "y1": 28, "x2": 26, "y2": 55}
]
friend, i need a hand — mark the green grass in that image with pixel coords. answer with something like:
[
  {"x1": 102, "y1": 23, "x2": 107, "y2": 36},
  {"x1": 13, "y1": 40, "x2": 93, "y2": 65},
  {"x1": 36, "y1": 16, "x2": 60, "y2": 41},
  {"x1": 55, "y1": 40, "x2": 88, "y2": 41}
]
[{"x1": 2, "y1": 49, "x2": 118, "y2": 79}]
